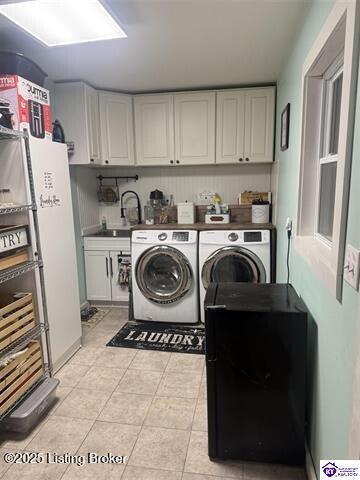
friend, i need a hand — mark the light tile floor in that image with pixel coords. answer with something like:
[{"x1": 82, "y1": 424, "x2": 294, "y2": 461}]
[{"x1": 0, "y1": 308, "x2": 307, "y2": 479}]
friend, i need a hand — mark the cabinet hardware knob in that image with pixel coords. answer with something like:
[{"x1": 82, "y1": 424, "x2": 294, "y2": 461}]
[
  {"x1": 245, "y1": 157, "x2": 250, "y2": 161},
  {"x1": 176, "y1": 160, "x2": 180, "y2": 164},
  {"x1": 105, "y1": 160, "x2": 109, "y2": 164},
  {"x1": 238, "y1": 158, "x2": 243, "y2": 162},
  {"x1": 90, "y1": 158, "x2": 94, "y2": 163},
  {"x1": 170, "y1": 160, "x2": 174, "y2": 164}
]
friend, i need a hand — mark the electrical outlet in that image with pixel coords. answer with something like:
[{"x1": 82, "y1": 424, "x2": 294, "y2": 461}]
[
  {"x1": 344, "y1": 244, "x2": 360, "y2": 290},
  {"x1": 198, "y1": 191, "x2": 215, "y2": 205}
]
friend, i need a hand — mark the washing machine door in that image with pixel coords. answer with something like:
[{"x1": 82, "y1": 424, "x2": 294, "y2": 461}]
[
  {"x1": 136, "y1": 245, "x2": 193, "y2": 304},
  {"x1": 201, "y1": 246, "x2": 266, "y2": 289}
]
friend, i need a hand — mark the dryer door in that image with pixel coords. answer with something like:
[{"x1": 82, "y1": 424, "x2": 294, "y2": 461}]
[
  {"x1": 202, "y1": 246, "x2": 266, "y2": 289},
  {"x1": 136, "y1": 245, "x2": 193, "y2": 304}
]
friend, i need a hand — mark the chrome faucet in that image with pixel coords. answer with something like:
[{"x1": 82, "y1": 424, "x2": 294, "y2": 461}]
[{"x1": 120, "y1": 190, "x2": 141, "y2": 225}]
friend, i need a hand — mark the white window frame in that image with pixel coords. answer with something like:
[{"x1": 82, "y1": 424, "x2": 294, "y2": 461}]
[
  {"x1": 295, "y1": 0, "x2": 359, "y2": 301},
  {"x1": 314, "y1": 58, "x2": 343, "y2": 247}
]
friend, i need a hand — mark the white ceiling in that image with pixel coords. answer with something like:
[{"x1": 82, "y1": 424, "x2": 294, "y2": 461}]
[{"x1": 0, "y1": 0, "x2": 310, "y2": 92}]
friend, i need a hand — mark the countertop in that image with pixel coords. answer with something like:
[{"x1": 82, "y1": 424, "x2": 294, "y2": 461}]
[{"x1": 130, "y1": 222, "x2": 275, "y2": 231}]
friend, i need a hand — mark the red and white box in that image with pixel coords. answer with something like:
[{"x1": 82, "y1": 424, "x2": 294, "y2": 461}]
[{"x1": 0, "y1": 74, "x2": 52, "y2": 140}]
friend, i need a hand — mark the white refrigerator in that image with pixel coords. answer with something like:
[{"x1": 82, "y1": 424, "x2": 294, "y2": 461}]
[{"x1": 27, "y1": 137, "x2": 82, "y2": 372}]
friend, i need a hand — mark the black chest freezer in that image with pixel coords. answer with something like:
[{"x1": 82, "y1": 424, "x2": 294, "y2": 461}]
[{"x1": 204, "y1": 283, "x2": 307, "y2": 465}]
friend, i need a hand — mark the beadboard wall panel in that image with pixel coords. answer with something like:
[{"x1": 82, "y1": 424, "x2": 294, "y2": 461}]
[
  {"x1": 95, "y1": 164, "x2": 272, "y2": 228},
  {"x1": 72, "y1": 166, "x2": 100, "y2": 234}
]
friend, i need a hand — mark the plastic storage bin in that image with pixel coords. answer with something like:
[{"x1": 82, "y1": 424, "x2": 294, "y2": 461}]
[{"x1": 0, "y1": 52, "x2": 47, "y2": 86}]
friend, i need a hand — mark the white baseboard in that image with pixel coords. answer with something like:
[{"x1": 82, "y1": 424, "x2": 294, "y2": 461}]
[
  {"x1": 52, "y1": 338, "x2": 82, "y2": 374},
  {"x1": 305, "y1": 442, "x2": 317, "y2": 480},
  {"x1": 89, "y1": 301, "x2": 128, "y2": 308}
]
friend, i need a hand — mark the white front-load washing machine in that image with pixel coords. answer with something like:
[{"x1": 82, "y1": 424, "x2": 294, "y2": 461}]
[
  {"x1": 132, "y1": 229, "x2": 199, "y2": 324},
  {"x1": 199, "y1": 229, "x2": 271, "y2": 323}
]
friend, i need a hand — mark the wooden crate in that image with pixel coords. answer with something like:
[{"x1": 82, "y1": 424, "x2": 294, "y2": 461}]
[
  {"x1": 0, "y1": 293, "x2": 36, "y2": 352},
  {"x1": 0, "y1": 250, "x2": 29, "y2": 272},
  {"x1": 0, "y1": 340, "x2": 44, "y2": 416}
]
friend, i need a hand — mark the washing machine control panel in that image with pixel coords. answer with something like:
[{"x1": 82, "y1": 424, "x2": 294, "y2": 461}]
[
  {"x1": 172, "y1": 231, "x2": 189, "y2": 242},
  {"x1": 228, "y1": 232, "x2": 239, "y2": 242},
  {"x1": 244, "y1": 231, "x2": 263, "y2": 243},
  {"x1": 133, "y1": 230, "x2": 198, "y2": 244}
]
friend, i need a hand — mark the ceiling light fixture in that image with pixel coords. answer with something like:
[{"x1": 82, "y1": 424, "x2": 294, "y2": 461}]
[{"x1": 0, "y1": 0, "x2": 127, "y2": 47}]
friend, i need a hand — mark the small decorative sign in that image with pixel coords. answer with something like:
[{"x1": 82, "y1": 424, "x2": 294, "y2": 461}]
[{"x1": 0, "y1": 225, "x2": 30, "y2": 256}]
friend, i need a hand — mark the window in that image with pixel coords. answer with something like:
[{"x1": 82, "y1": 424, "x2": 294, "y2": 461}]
[
  {"x1": 295, "y1": 1, "x2": 359, "y2": 300},
  {"x1": 316, "y1": 59, "x2": 343, "y2": 243}
]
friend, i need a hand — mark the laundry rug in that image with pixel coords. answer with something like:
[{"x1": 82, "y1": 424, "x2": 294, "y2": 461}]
[
  {"x1": 107, "y1": 321, "x2": 205, "y2": 354},
  {"x1": 81, "y1": 307, "x2": 110, "y2": 330}
]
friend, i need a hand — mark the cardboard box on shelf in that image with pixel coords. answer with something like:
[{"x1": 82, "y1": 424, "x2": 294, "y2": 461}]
[
  {"x1": 0, "y1": 75, "x2": 52, "y2": 139},
  {"x1": 239, "y1": 191, "x2": 272, "y2": 205}
]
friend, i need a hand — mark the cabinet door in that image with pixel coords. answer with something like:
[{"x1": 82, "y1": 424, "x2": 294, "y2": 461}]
[
  {"x1": 85, "y1": 85, "x2": 101, "y2": 163},
  {"x1": 110, "y1": 251, "x2": 130, "y2": 302},
  {"x1": 54, "y1": 82, "x2": 100, "y2": 165},
  {"x1": 84, "y1": 251, "x2": 111, "y2": 301},
  {"x1": 174, "y1": 92, "x2": 215, "y2": 165},
  {"x1": 134, "y1": 94, "x2": 174, "y2": 166},
  {"x1": 216, "y1": 90, "x2": 245, "y2": 164},
  {"x1": 244, "y1": 88, "x2": 275, "y2": 163},
  {"x1": 99, "y1": 93, "x2": 135, "y2": 166}
]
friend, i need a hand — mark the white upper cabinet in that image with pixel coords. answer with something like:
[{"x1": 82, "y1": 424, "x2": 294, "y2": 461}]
[
  {"x1": 55, "y1": 83, "x2": 275, "y2": 167},
  {"x1": 85, "y1": 85, "x2": 101, "y2": 162},
  {"x1": 134, "y1": 94, "x2": 174, "y2": 166},
  {"x1": 99, "y1": 92, "x2": 135, "y2": 166},
  {"x1": 54, "y1": 82, "x2": 101, "y2": 165},
  {"x1": 244, "y1": 88, "x2": 275, "y2": 163},
  {"x1": 174, "y1": 92, "x2": 216, "y2": 165},
  {"x1": 216, "y1": 90, "x2": 245, "y2": 164},
  {"x1": 216, "y1": 87, "x2": 275, "y2": 164}
]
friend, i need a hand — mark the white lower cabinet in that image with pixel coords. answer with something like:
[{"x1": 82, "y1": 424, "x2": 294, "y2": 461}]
[
  {"x1": 84, "y1": 237, "x2": 130, "y2": 302},
  {"x1": 84, "y1": 250, "x2": 112, "y2": 301}
]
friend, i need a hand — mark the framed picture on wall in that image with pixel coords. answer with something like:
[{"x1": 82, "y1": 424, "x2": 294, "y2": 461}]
[{"x1": 281, "y1": 103, "x2": 290, "y2": 151}]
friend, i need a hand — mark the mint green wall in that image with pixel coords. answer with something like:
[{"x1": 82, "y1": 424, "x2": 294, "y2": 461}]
[
  {"x1": 275, "y1": 0, "x2": 360, "y2": 472},
  {"x1": 70, "y1": 166, "x2": 87, "y2": 306}
]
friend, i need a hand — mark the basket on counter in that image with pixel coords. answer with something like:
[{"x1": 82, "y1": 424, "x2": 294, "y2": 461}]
[
  {"x1": 0, "y1": 340, "x2": 44, "y2": 416},
  {"x1": 0, "y1": 293, "x2": 36, "y2": 352}
]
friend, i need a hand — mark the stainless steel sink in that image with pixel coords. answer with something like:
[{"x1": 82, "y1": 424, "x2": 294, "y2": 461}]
[{"x1": 93, "y1": 229, "x2": 131, "y2": 238}]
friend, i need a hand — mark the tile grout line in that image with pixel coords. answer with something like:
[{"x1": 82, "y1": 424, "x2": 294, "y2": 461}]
[
  {"x1": 124, "y1": 351, "x2": 184, "y2": 474},
  {"x1": 59, "y1": 310, "x2": 123, "y2": 479},
  {"x1": 125, "y1": 350, "x2": 173, "y2": 470},
  {"x1": 181, "y1": 358, "x2": 205, "y2": 475}
]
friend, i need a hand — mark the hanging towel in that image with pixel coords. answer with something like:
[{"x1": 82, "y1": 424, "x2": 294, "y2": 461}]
[{"x1": 118, "y1": 262, "x2": 131, "y2": 287}]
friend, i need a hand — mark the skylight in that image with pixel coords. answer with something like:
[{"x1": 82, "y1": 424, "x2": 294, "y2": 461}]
[{"x1": 0, "y1": 0, "x2": 127, "y2": 47}]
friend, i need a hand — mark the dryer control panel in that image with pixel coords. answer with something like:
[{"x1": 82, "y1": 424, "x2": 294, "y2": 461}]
[{"x1": 200, "y1": 230, "x2": 270, "y2": 245}]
